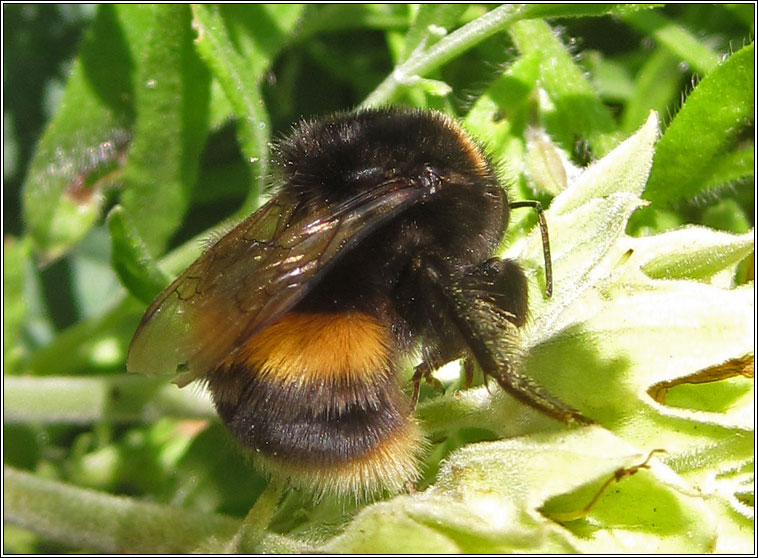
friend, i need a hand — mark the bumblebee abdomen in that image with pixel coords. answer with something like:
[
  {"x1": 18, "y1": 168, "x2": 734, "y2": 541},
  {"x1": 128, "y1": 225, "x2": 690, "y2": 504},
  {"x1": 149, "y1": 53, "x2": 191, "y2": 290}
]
[{"x1": 206, "y1": 312, "x2": 424, "y2": 498}]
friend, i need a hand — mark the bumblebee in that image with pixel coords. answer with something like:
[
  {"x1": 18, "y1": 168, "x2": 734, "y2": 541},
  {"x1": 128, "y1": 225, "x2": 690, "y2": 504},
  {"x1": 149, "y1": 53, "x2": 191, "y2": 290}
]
[{"x1": 127, "y1": 107, "x2": 589, "y2": 499}]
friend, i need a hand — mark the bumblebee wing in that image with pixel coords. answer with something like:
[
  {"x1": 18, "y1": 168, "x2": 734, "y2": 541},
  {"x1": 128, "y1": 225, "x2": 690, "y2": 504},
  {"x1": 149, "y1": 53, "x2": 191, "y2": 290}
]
[{"x1": 127, "y1": 179, "x2": 428, "y2": 385}]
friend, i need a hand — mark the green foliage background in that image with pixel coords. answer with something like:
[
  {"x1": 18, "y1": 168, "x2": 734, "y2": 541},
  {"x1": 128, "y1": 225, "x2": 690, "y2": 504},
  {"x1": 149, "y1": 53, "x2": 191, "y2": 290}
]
[{"x1": 3, "y1": 4, "x2": 754, "y2": 553}]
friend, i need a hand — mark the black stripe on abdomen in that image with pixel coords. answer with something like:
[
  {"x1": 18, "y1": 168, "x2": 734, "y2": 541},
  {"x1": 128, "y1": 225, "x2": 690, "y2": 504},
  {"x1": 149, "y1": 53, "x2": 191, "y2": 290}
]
[{"x1": 208, "y1": 363, "x2": 411, "y2": 468}]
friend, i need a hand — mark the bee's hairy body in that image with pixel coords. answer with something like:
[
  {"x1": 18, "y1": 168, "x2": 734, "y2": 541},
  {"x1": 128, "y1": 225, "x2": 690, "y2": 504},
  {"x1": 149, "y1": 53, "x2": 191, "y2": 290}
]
[
  {"x1": 207, "y1": 109, "x2": 515, "y2": 498},
  {"x1": 125, "y1": 108, "x2": 585, "y2": 502}
]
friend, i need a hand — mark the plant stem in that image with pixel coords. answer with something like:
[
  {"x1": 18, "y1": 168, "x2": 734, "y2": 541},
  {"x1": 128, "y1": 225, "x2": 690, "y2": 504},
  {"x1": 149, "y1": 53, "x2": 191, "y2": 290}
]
[
  {"x1": 3, "y1": 375, "x2": 215, "y2": 424},
  {"x1": 362, "y1": 5, "x2": 528, "y2": 107},
  {"x1": 228, "y1": 477, "x2": 286, "y2": 553}
]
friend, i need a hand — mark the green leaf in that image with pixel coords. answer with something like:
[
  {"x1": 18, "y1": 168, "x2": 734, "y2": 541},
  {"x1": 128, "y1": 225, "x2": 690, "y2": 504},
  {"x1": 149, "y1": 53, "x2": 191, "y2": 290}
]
[
  {"x1": 3, "y1": 237, "x2": 32, "y2": 373},
  {"x1": 724, "y1": 4, "x2": 755, "y2": 31},
  {"x1": 643, "y1": 43, "x2": 754, "y2": 205},
  {"x1": 622, "y1": 10, "x2": 721, "y2": 75},
  {"x1": 191, "y1": 4, "x2": 268, "y2": 213},
  {"x1": 413, "y1": 77, "x2": 453, "y2": 97},
  {"x1": 511, "y1": 4, "x2": 660, "y2": 19},
  {"x1": 21, "y1": 5, "x2": 142, "y2": 262},
  {"x1": 550, "y1": 111, "x2": 658, "y2": 215},
  {"x1": 701, "y1": 198, "x2": 752, "y2": 234},
  {"x1": 67, "y1": 228, "x2": 124, "y2": 319},
  {"x1": 585, "y1": 51, "x2": 636, "y2": 102},
  {"x1": 700, "y1": 146, "x2": 755, "y2": 192},
  {"x1": 107, "y1": 206, "x2": 169, "y2": 304},
  {"x1": 191, "y1": 5, "x2": 303, "y2": 214},
  {"x1": 633, "y1": 227, "x2": 754, "y2": 281},
  {"x1": 464, "y1": 50, "x2": 541, "y2": 140},
  {"x1": 28, "y1": 296, "x2": 143, "y2": 376},
  {"x1": 516, "y1": 116, "x2": 753, "y2": 552},
  {"x1": 120, "y1": 5, "x2": 211, "y2": 256},
  {"x1": 622, "y1": 48, "x2": 684, "y2": 133},
  {"x1": 524, "y1": 128, "x2": 570, "y2": 196},
  {"x1": 463, "y1": 51, "x2": 542, "y2": 196},
  {"x1": 294, "y1": 4, "x2": 409, "y2": 41},
  {"x1": 323, "y1": 429, "x2": 719, "y2": 553},
  {"x1": 508, "y1": 19, "x2": 622, "y2": 156}
]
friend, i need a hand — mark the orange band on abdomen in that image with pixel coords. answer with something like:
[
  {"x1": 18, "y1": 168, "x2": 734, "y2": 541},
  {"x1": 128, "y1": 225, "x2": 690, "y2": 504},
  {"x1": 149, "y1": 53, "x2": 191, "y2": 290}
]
[{"x1": 229, "y1": 311, "x2": 392, "y2": 384}]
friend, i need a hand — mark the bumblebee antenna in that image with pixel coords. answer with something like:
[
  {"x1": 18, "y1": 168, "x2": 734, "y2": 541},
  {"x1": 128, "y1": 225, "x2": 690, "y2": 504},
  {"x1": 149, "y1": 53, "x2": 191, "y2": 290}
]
[{"x1": 509, "y1": 200, "x2": 552, "y2": 298}]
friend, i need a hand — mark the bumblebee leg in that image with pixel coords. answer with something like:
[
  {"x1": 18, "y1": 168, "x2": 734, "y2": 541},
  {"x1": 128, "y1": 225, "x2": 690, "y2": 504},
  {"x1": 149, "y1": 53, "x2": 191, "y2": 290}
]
[
  {"x1": 410, "y1": 360, "x2": 446, "y2": 410},
  {"x1": 418, "y1": 255, "x2": 593, "y2": 426},
  {"x1": 463, "y1": 358, "x2": 475, "y2": 388}
]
